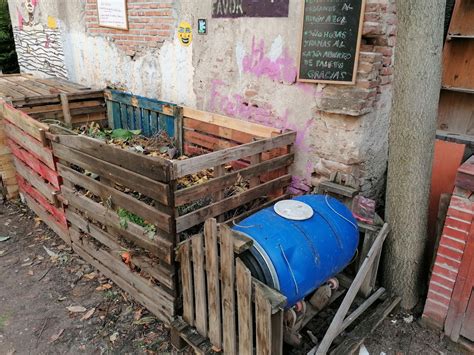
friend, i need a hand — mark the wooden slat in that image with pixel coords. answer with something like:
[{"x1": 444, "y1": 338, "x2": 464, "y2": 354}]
[
  {"x1": 57, "y1": 164, "x2": 172, "y2": 233},
  {"x1": 105, "y1": 89, "x2": 176, "y2": 115},
  {"x1": 71, "y1": 228, "x2": 174, "y2": 304},
  {"x1": 4, "y1": 121, "x2": 56, "y2": 170},
  {"x1": 192, "y1": 235, "x2": 208, "y2": 337},
  {"x1": 204, "y1": 219, "x2": 222, "y2": 348},
  {"x1": 184, "y1": 130, "x2": 237, "y2": 151},
  {"x1": 13, "y1": 157, "x2": 56, "y2": 204},
  {"x1": 66, "y1": 209, "x2": 175, "y2": 290},
  {"x1": 271, "y1": 311, "x2": 284, "y2": 355},
  {"x1": 62, "y1": 186, "x2": 173, "y2": 263},
  {"x1": 220, "y1": 225, "x2": 236, "y2": 355},
  {"x1": 21, "y1": 190, "x2": 70, "y2": 244},
  {"x1": 8, "y1": 139, "x2": 60, "y2": 188},
  {"x1": 176, "y1": 174, "x2": 292, "y2": 232},
  {"x1": 21, "y1": 99, "x2": 104, "y2": 114},
  {"x1": 2, "y1": 103, "x2": 49, "y2": 141},
  {"x1": 236, "y1": 258, "x2": 253, "y2": 355},
  {"x1": 35, "y1": 78, "x2": 78, "y2": 93},
  {"x1": 52, "y1": 142, "x2": 170, "y2": 205},
  {"x1": 13, "y1": 90, "x2": 104, "y2": 107},
  {"x1": 173, "y1": 131, "x2": 296, "y2": 178},
  {"x1": 53, "y1": 134, "x2": 172, "y2": 182},
  {"x1": 180, "y1": 242, "x2": 194, "y2": 326},
  {"x1": 16, "y1": 175, "x2": 66, "y2": 226},
  {"x1": 184, "y1": 117, "x2": 257, "y2": 144},
  {"x1": 183, "y1": 107, "x2": 280, "y2": 138},
  {"x1": 255, "y1": 282, "x2": 272, "y2": 355},
  {"x1": 71, "y1": 235, "x2": 174, "y2": 324}
]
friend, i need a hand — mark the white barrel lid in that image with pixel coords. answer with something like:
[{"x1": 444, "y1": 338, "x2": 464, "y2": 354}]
[{"x1": 274, "y1": 200, "x2": 314, "y2": 220}]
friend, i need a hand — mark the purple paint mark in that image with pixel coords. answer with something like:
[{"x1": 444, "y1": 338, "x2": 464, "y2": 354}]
[
  {"x1": 288, "y1": 176, "x2": 311, "y2": 195},
  {"x1": 242, "y1": 36, "x2": 297, "y2": 84},
  {"x1": 209, "y1": 80, "x2": 315, "y2": 154}
]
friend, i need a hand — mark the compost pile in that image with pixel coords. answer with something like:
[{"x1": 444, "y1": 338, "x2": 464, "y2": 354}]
[{"x1": 72, "y1": 123, "x2": 253, "y2": 223}]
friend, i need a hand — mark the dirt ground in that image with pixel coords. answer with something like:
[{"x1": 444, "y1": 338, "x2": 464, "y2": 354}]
[{"x1": 0, "y1": 200, "x2": 470, "y2": 355}]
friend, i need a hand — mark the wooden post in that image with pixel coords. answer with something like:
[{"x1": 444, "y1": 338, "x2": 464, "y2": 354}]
[
  {"x1": 59, "y1": 93, "x2": 72, "y2": 127},
  {"x1": 236, "y1": 258, "x2": 253, "y2": 355},
  {"x1": 192, "y1": 235, "x2": 207, "y2": 337},
  {"x1": 220, "y1": 225, "x2": 236, "y2": 354}
]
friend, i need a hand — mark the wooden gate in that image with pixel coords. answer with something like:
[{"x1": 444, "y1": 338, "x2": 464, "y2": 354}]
[{"x1": 172, "y1": 219, "x2": 287, "y2": 354}]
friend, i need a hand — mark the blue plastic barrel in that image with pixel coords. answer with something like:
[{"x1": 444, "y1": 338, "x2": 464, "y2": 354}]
[{"x1": 233, "y1": 195, "x2": 359, "y2": 308}]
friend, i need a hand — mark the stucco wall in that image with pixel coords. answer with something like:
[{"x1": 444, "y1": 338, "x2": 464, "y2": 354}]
[{"x1": 8, "y1": 0, "x2": 396, "y2": 200}]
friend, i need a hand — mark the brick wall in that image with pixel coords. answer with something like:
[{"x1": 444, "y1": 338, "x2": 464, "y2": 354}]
[
  {"x1": 85, "y1": 0, "x2": 175, "y2": 56},
  {"x1": 423, "y1": 160, "x2": 474, "y2": 329}
]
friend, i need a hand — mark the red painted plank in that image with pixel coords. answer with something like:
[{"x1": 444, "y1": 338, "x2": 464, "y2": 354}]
[
  {"x1": 8, "y1": 139, "x2": 60, "y2": 188},
  {"x1": 4, "y1": 121, "x2": 56, "y2": 170},
  {"x1": 17, "y1": 174, "x2": 66, "y2": 227}
]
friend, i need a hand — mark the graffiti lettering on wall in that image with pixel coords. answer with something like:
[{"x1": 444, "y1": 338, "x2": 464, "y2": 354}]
[
  {"x1": 212, "y1": 0, "x2": 289, "y2": 18},
  {"x1": 14, "y1": 0, "x2": 68, "y2": 78}
]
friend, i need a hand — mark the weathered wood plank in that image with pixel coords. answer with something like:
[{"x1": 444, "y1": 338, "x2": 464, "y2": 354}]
[
  {"x1": 204, "y1": 219, "x2": 222, "y2": 349},
  {"x1": 62, "y1": 186, "x2": 173, "y2": 263},
  {"x1": 330, "y1": 296, "x2": 401, "y2": 355},
  {"x1": 183, "y1": 107, "x2": 280, "y2": 138},
  {"x1": 220, "y1": 225, "x2": 236, "y2": 355},
  {"x1": 53, "y1": 134, "x2": 172, "y2": 182},
  {"x1": 175, "y1": 153, "x2": 293, "y2": 206},
  {"x1": 52, "y1": 142, "x2": 170, "y2": 205},
  {"x1": 66, "y1": 209, "x2": 175, "y2": 290},
  {"x1": 21, "y1": 190, "x2": 70, "y2": 244},
  {"x1": 71, "y1": 236, "x2": 174, "y2": 324},
  {"x1": 255, "y1": 282, "x2": 272, "y2": 355},
  {"x1": 13, "y1": 157, "x2": 56, "y2": 203},
  {"x1": 176, "y1": 174, "x2": 291, "y2": 232},
  {"x1": 185, "y1": 129, "x2": 237, "y2": 151},
  {"x1": 236, "y1": 258, "x2": 253, "y2": 355},
  {"x1": 2, "y1": 103, "x2": 49, "y2": 141},
  {"x1": 184, "y1": 117, "x2": 257, "y2": 144},
  {"x1": 173, "y1": 131, "x2": 296, "y2": 178},
  {"x1": 180, "y1": 242, "x2": 194, "y2": 327},
  {"x1": 16, "y1": 175, "x2": 66, "y2": 226},
  {"x1": 4, "y1": 121, "x2": 56, "y2": 170},
  {"x1": 8, "y1": 139, "x2": 60, "y2": 188},
  {"x1": 271, "y1": 311, "x2": 284, "y2": 355},
  {"x1": 57, "y1": 163, "x2": 172, "y2": 233},
  {"x1": 192, "y1": 235, "x2": 208, "y2": 337}
]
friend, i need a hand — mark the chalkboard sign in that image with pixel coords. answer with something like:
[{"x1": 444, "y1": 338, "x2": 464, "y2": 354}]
[{"x1": 298, "y1": 0, "x2": 366, "y2": 84}]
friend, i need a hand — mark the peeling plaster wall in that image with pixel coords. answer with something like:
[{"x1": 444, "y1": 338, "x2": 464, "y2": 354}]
[{"x1": 8, "y1": 0, "x2": 396, "y2": 200}]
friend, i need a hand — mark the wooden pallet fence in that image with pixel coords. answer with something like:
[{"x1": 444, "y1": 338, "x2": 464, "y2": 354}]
[
  {"x1": 1, "y1": 102, "x2": 70, "y2": 243},
  {"x1": 172, "y1": 219, "x2": 287, "y2": 354},
  {"x1": 0, "y1": 74, "x2": 107, "y2": 242}
]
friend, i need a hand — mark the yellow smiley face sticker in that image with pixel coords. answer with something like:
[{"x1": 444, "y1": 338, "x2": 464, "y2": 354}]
[{"x1": 178, "y1": 21, "x2": 192, "y2": 46}]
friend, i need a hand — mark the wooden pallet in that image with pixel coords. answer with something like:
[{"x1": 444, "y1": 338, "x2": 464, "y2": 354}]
[
  {"x1": 172, "y1": 219, "x2": 287, "y2": 354},
  {"x1": 0, "y1": 74, "x2": 107, "y2": 239}
]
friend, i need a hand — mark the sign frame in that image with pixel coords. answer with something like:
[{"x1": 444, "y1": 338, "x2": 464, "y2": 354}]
[
  {"x1": 297, "y1": 0, "x2": 367, "y2": 85},
  {"x1": 97, "y1": 0, "x2": 129, "y2": 31}
]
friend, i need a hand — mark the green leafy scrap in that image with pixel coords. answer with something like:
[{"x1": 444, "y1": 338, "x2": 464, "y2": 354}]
[{"x1": 117, "y1": 208, "x2": 156, "y2": 239}]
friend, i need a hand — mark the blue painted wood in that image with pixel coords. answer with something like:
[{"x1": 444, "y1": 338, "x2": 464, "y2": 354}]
[{"x1": 105, "y1": 89, "x2": 177, "y2": 138}]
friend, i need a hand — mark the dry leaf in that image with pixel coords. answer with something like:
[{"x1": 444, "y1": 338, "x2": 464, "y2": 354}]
[
  {"x1": 95, "y1": 283, "x2": 112, "y2": 291},
  {"x1": 83, "y1": 272, "x2": 97, "y2": 280},
  {"x1": 81, "y1": 308, "x2": 95, "y2": 321},
  {"x1": 133, "y1": 308, "x2": 143, "y2": 321},
  {"x1": 27, "y1": 270, "x2": 34, "y2": 276},
  {"x1": 66, "y1": 305, "x2": 87, "y2": 313},
  {"x1": 48, "y1": 329, "x2": 64, "y2": 343}
]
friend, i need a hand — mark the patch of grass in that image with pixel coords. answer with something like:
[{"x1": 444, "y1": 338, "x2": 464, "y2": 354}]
[
  {"x1": 104, "y1": 290, "x2": 119, "y2": 300},
  {"x1": 0, "y1": 314, "x2": 9, "y2": 329}
]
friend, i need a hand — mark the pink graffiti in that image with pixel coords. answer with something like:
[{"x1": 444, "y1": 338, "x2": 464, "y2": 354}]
[
  {"x1": 288, "y1": 176, "x2": 311, "y2": 195},
  {"x1": 242, "y1": 36, "x2": 297, "y2": 84},
  {"x1": 17, "y1": 8, "x2": 24, "y2": 30}
]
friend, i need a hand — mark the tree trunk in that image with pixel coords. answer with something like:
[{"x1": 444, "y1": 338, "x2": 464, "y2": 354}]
[{"x1": 384, "y1": 0, "x2": 446, "y2": 309}]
